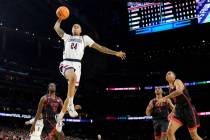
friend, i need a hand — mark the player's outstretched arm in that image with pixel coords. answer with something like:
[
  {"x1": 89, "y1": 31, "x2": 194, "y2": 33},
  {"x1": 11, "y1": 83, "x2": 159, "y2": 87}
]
[
  {"x1": 157, "y1": 80, "x2": 185, "y2": 105},
  {"x1": 30, "y1": 96, "x2": 45, "y2": 134},
  {"x1": 91, "y1": 43, "x2": 126, "y2": 60},
  {"x1": 165, "y1": 79, "x2": 185, "y2": 99},
  {"x1": 146, "y1": 100, "x2": 153, "y2": 116},
  {"x1": 54, "y1": 19, "x2": 65, "y2": 38}
]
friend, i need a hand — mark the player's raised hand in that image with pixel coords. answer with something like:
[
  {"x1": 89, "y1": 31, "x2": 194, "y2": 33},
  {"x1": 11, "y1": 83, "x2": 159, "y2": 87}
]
[{"x1": 116, "y1": 51, "x2": 126, "y2": 60}]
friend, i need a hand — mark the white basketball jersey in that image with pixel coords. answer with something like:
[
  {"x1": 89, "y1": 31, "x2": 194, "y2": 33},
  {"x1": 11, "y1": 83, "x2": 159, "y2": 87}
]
[
  {"x1": 62, "y1": 33, "x2": 95, "y2": 60},
  {"x1": 29, "y1": 118, "x2": 44, "y2": 137}
]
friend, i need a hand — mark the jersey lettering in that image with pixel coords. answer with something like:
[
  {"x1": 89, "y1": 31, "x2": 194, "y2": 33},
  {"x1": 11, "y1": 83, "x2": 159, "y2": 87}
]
[{"x1": 70, "y1": 43, "x2": 78, "y2": 50}]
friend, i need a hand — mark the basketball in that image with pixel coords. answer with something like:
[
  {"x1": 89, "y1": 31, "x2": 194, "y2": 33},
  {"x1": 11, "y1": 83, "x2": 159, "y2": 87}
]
[{"x1": 56, "y1": 6, "x2": 70, "y2": 20}]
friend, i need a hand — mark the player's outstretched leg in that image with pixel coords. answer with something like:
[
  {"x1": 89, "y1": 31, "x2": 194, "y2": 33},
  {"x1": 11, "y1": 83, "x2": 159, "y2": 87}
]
[{"x1": 56, "y1": 69, "x2": 78, "y2": 131}]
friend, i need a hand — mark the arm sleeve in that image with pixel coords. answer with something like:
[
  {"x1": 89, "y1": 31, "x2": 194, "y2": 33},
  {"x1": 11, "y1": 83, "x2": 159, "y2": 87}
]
[
  {"x1": 62, "y1": 33, "x2": 71, "y2": 42},
  {"x1": 83, "y1": 35, "x2": 95, "y2": 47}
]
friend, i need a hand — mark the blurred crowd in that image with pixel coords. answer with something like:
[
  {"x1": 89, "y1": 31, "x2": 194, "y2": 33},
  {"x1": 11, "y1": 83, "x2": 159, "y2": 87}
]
[
  {"x1": 0, "y1": 127, "x2": 30, "y2": 140},
  {"x1": 0, "y1": 127, "x2": 85, "y2": 140},
  {"x1": 0, "y1": 117, "x2": 209, "y2": 140}
]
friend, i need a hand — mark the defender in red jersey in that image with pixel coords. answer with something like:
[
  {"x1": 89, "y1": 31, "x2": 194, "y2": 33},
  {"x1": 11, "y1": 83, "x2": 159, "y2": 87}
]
[
  {"x1": 157, "y1": 71, "x2": 202, "y2": 140},
  {"x1": 146, "y1": 86, "x2": 174, "y2": 140},
  {"x1": 30, "y1": 83, "x2": 64, "y2": 140}
]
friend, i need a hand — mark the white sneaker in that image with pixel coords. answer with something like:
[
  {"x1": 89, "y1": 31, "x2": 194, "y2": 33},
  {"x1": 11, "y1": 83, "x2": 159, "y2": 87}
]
[
  {"x1": 55, "y1": 114, "x2": 64, "y2": 132},
  {"x1": 67, "y1": 104, "x2": 78, "y2": 118}
]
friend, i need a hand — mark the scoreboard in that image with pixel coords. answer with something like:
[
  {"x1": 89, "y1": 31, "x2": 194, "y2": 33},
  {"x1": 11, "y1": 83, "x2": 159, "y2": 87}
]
[
  {"x1": 128, "y1": 1, "x2": 197, "y2": 34},
  {"x1": 197, "y1": 0, "x2": 210, "y2": 24}
]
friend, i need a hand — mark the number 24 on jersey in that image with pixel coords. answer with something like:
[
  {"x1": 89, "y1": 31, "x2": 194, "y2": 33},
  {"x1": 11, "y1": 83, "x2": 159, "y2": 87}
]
[{"x1": 71, "y1": 43, "x2": 77, "y2": 50}]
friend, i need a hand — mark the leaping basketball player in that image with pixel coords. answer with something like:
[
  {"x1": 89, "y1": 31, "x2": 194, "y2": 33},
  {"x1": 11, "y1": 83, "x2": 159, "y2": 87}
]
[{"x1": 54, "y1": 17, "x2": 126, "y2": 131}]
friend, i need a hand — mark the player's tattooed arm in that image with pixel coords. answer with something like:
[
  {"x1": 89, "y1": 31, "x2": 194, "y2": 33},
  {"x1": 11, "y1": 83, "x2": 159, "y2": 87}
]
[
  {"x1": 91, "y1": 43, "x2": 126, "y2": 60},
  {"x1": 165, "y1": 79, "x2": 185, "y2": 99},
  {"x1": 30, "y1": 96, "x2": 45, "y2": 133},
  {"x1": 54, "y1": 19, "x2": 65, "y2": 38},
  {"x1": 146, "y1": 100, "x2": 154, "y2": 116}
]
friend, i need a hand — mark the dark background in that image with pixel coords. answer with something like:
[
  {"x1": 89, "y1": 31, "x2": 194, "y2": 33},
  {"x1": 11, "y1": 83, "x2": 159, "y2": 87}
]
[{"x1": 0, "y1": 0, "x2": 210, "y2": 139}]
